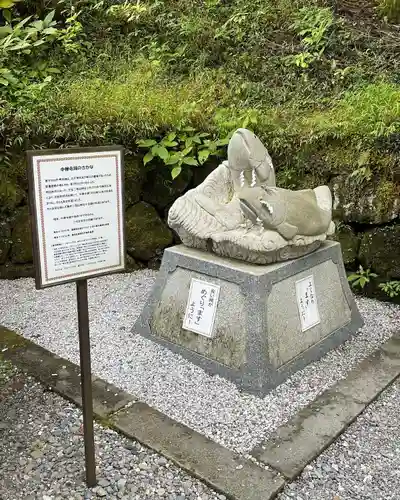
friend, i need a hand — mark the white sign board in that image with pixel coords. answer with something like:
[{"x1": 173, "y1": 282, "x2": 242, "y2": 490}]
[
  {"x1": 295, "y1": 275, "x2": 320, "y2": 332},
  {"x1": 27, "y1": 147, "x2": 125, "y2": 288},
  {"x1": 183, "y1": 279, "x2": 220, "y2": 338}
]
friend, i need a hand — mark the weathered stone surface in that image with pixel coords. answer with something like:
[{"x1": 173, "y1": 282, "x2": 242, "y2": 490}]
[
  {"x1": 333, "y1": 176, "x2": 400, "y2": 224},
  {"x1": 0, "y1": 177, "x2": 24, "y2": 214},
  {"x1": 169, "y1": 129, "x2": 334, "y2": 265},
  {"x1": 113, "y1": 404, "x2": 285, "y2": 500},
  {"x1": 134, "y1": 241, "x2": 363, "y2": 394},
  {"x1": 125, "y1": 202, "x2": 173, "y2": 261},
  {"x1": 125, "y1": 254, "x2": 142, "y2": 271},
  {"x1": 0, "y1": 262, "x2": 35, "y2": 279},
  {"x1": 329, "y1": 223, "x2": 360, "y2": 265},
  {"x1": 10, "y1": 207, "x2": 33, "y2": 264},
  {"x1": 0, "y1": 220, "x2": 11, "y2": 264},
  {"x1": 359, "y1": 224, "x2": 400, "y2": 278},
  {"x1": 124, "y1": 155, "x2": 144, "y2": 208},
  {"x1": 142, "y1": 168, "x2": 192, "y2": 211}
]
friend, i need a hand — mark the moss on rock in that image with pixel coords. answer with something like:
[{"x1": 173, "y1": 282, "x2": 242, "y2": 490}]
[
  {"x1": 0, "y1": 176, "x2": 25, "y2": 215},
  {"x1": 332, "y1": 176, "x2": 400, "y2": 224},
  {"x1": 125, "y1": 202, "x2": 173, "y2": 261},
  {"x1": 142, "y1": 168, "x2": 192, "y2": 212},
  {"x1": 124, "y1": 155, "x2": 145, "y2": 208},
  {"x1": 0, "y1": 262, "x2": 35, "y2": 279},
  {"x1": 330, "y1": 223, "x2": 360, "y2": 266},
  {"x1": 359, "y1": 224, "x2": 400, "y2": 278},
  {"x1": 10, "y1": 207, "x2": 33, "y2": 264},
  {"x1": 0, "y1": 220, "x2": 11, "y2": 264}
]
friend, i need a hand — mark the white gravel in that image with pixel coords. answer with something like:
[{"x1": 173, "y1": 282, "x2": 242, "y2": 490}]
[
  {"x1": 278, "y1": 379, "x2": 400, "y2": 500},
  {"x1": 0, "y1": 377, "x2": 224, "y2": 500},
  {"x1": 0, "y1": 272, "x2": 399, "y2": 455}
]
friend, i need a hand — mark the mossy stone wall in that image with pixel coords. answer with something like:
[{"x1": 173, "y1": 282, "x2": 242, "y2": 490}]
[{"x1": 0, "y1": 154, "x2": 398, "y2": 287}]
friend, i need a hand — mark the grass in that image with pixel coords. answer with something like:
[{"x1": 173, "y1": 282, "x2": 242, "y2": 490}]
[{"x1": 2, "y1": 0, "x2": 400, "y2": 189}]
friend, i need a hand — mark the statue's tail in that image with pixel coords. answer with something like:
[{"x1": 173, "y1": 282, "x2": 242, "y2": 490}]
[{"x1": 313, "y1": 185, "x2": 333, "y2": 234}]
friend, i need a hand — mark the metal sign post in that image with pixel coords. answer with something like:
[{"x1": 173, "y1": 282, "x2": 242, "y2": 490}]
[
  {"x1": 26, "y1": 146, "x2": 125, "y2": 488},
  {"x1": 76, "y1": 279, "x2": 96, "y2": 486}
]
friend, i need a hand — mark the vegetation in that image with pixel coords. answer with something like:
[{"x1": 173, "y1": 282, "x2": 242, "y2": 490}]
[
  {"x1": 379, "y1": 280, "x2": 400, "y2": 298},
  {"x1": 1, "y1": 0, "x2": 400, "y2": 184},
  {"x1": 348, "y1": 266, "x2": 378, "y2": 290}
]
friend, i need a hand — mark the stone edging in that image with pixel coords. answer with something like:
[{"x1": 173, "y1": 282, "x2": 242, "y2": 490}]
[{"x1": 1, "y1": 325, "x2": 399, "y2": 499}]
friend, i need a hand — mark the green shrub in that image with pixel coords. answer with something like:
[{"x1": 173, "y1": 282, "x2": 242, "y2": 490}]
[{"x1": 377, "y1": 0, "x2": 400, "y2": 22}]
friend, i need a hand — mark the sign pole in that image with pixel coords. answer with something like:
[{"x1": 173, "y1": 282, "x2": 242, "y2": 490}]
[
  {"x1": 27, "y1": 146, "x2": 125, "y2": 487},
  {"x1": 76, "y1": 279, "x2": 97, "y2": 487}
]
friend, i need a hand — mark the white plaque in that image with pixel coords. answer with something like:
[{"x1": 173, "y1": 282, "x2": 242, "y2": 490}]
[
  {"x1": 27, "y1": 147, "x2": 125, "y2": 288},
  {"x1": 183, "y1": 279, "x2": 220, "y2": 338},
  {"x1": 295, "y1": 275, "x2": 320, "y2": 332}
]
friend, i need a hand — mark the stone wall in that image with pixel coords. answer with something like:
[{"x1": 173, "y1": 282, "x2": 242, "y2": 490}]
[
  {"x1": 330, "y1": 174, "x2": 400, "y2": 280},
  {"x1": 0, "y1": 156, "x2": 399, "y2": 285}
]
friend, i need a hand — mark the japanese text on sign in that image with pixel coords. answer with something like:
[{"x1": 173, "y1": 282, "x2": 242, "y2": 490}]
[
  {"x1": 28, "y1": 148, "x2": 125, "y2": 288},
  {"x1": 183, "y1": 279, "x2": 220, "y2": 338},
  {"x1": 295, "y1": 275, "x2": 320, "y2": 332}
]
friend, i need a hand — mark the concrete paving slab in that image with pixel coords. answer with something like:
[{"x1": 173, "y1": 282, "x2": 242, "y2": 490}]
[
  {"x1": 252, "y1": 334, "x2": 400, "y2": 480},
  {"x1": 0, "y1": 326, "x2": 134, "y2": 418},
  {"x1": 113, "y1": 402, "x2": 285, "y2": 500},
  {"x1": 0, "y1": 325, "x2": 286, "y2": 500}
]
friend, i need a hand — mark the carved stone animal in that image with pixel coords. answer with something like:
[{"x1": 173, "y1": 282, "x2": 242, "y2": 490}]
[{"x1": 238, "y1": 185, "x2": 333, "y2": 240}]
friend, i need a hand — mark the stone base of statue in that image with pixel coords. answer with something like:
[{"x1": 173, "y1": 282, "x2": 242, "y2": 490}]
[{"x1": 132, "y1": 241, "x2": 363, "y2": 394}]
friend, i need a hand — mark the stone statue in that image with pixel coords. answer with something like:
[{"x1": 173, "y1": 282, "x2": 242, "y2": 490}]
[{"x1": 168, "y1": 128, "x2": 335, "y2": 264}]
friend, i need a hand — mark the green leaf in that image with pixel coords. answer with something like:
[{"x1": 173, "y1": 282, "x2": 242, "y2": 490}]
[
  {"x1": 161, "y1": 140, "x2": 178, "y2": 147},
  {"x1": 42, "y1": 27, "x2": 59, "y2": 35},
  {"x1": 14, "y1": 16, "x2": 33, "y2": 30},
  {"x1": 182, "y1": 146, "x2": 193, "y2": 156},
  {"x1": 171, "y1": 166, "x2": 182, "y2": 179},
  {"x1": 30, "y1": 20, "x2": 44, "y2": 31},
  {"x1": 32, "y1": 39, "x2": 46, "y2": 47},
  {"x1": 153, "y1": 145, "x2": 169, "y2": 161},
  {"x1": 165, "y1": 155, "x2": 180, "y2": 165},
  {"x1": 198, "y1": 149, "x2": 210, "y2": 165},
  {"x1": 143, "y1": 151, "x2": 154, "y2": 165},
  {"x1": 3, "y1": 9, "x2": 11, "y2": 22},
  {"x1": 44, "y1": 10, "x2": 56, "y2": 27},
  {"x1": 0, "y1": 26, "x2": 12, "y2": 38},
  {"x1": 167, "y1": 132, "x2": 176, "y2": 141},
  {"x1": 137, "y1": 139, "x2": 157, "y2": 148},
  {"x1": 0, "y1": 78, "x2": 9, "y2": 86},
  {"x1": 183, "y1": 157, "x2": 198, "y2": 166},
  {"x1": 9, "y1": 41, "x2": 31, "y2": 51},
  {"x1": 0, "y1": 1, "x2": 15, "y2": 9},
  {"x1": 347, "y1": 274, "x2": 360, "y2": 282}
]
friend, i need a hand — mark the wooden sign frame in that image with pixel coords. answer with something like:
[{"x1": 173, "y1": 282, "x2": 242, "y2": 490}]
[{"x1": 26, "y1": 146, "x2": 126, "y2": 290}]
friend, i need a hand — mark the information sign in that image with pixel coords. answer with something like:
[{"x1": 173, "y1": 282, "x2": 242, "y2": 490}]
[
  {"x1": 295, "y1": 274, "x2": 321, "y2": 332},
  {"x1": 183, "y1": 278, "x2": 220, "y2": 338},
  {"x1": 27, "y1": 147, "x2": 125, "y2": 289}
]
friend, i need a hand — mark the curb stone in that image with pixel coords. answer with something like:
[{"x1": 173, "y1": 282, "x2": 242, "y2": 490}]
[
  {"x1": 1, "y1": 325, "x2": 400, "y2": 497},
  {"x1": 0, "y1": 326, "x2": 285, "y2": 500},
  {"x1": 251, "y1": 333, "x2": 400, "y2": 480}
]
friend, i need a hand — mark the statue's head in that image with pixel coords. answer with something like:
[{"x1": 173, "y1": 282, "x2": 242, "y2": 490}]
[{"x1": 227, "y1": 128, "x2": 275, "y2": 188}]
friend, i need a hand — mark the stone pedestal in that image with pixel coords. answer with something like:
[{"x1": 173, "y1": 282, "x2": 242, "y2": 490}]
[{"x1": 132, "y1": 241, "x2": 363, "y2": 394}]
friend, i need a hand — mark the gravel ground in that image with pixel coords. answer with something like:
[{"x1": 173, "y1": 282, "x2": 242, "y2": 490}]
[
  {"x1": 278, "y1": 379, "x2": 400, "y2": 500},
  {"x1": 0, "y1": 272, "x2": 399, "y2": 455},
  {"x1": 0, "y1": 376, "x2": 224, "y2": 500}
]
